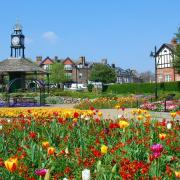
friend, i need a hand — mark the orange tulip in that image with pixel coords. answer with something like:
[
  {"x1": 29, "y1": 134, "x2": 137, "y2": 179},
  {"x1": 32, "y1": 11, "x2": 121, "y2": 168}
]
[
  {"x1": 4, "y1": 157, "x2": 18, "y2": 172},
  {"x1": 47, "y1": 147, "x2": 55, "y2": 155},
  {"x1": 42, "y1": 141, "x2": 50, "y2": 149},
  {"x1": 175, "y1": 171, "x2": 180, "y2": 178},
  {"x1": 159, "y1": 133, "x2": 167, "y2": 140}
]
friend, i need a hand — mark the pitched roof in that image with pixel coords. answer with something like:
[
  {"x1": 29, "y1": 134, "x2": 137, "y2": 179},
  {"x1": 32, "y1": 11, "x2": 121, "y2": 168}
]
[
  {"x1": 0, "y1": 58, "x2": 47, "y2": 74},
  {"x1": 156, "y1": 43, "x2": 174, "y2": 56},
  {"x1": 39, "y1": 56, "x2": 54, "y2": 66},
  {"x1": 63, "y1": 57, "x2": 75, "y2": 65}
]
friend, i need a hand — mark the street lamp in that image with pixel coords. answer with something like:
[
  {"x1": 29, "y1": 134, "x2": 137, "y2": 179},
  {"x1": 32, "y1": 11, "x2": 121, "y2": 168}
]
[{"x1": 150, "y1": 46, "x2": 158, "y2": 100}]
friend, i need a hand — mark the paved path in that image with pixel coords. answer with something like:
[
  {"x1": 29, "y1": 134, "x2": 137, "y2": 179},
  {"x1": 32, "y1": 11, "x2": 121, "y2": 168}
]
[{"x1": 48, "y1": 104, "x2": 179, "y2": 121}]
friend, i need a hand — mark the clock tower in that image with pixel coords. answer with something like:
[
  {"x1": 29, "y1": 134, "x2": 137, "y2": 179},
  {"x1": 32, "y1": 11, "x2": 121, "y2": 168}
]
[{"x1": 11, "y1": 23, "x2": 25, "y2": 58}]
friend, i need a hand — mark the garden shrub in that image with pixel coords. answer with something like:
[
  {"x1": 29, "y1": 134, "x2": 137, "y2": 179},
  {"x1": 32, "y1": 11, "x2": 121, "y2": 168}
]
[
  {"x1": 45, "y1": 96, "x2": 63, "y2": 104},
  {"x1": 87, "y1": 84, "x2": 94, "y2": 92},
  {"x1": 105, "y1": 81, "x2": 180, "y2": 94}
]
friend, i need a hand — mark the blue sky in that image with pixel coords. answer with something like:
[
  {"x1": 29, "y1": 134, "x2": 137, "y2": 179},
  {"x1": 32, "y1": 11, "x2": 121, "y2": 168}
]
[{"x1": 0, "y1": 0, "x2": 179, "y2": 72}]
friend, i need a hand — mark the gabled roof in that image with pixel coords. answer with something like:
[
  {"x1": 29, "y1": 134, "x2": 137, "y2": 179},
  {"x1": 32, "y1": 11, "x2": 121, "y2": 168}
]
[
  {"x1": 156, "y1": 43, "x2": 174, "y2": 56},
  {"x1": 39, "y1": 56, "x2": 54, "y2": 66},
  {"x1": 63, "y1": 57, "x2": 75, "y2": 65},
  {"x1": 0, "y1": 58, "x2": 47, "y2": 74}
]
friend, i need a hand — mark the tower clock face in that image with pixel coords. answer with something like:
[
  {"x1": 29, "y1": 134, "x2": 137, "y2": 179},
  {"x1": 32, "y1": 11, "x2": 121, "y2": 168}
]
[{"x1": 12, "y1": 36, "x2": 20, "y2": 46}]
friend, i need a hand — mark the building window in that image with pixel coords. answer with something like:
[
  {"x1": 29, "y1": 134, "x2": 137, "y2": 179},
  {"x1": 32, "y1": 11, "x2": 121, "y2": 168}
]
[
  {"x1": 158, "y1": 75, "x2": 163, "y2": 82},
  {"x1": 64, "y1": 65, "x2": 73, "y2": 70},
  {"x1": 77, "y1": 64, "x2": 83, "y2": 68},
  {"x1": 66, "y1": 73, "x2": 72, "y2": 79},
  {"x1": 165, "y1": 74, "x2": 171, "y2": 82}
]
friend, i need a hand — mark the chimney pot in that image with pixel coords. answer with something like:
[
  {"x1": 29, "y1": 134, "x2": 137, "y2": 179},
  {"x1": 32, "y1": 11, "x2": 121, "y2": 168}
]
[{"x1": 171, "y1": 38, "x2": 177, "y2": 46}]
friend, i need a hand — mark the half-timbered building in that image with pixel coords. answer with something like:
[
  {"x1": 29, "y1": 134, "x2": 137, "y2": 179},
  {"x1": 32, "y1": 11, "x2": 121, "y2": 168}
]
[{"x1": 156, "y1": 39, "x2": 180, "y2": 82}]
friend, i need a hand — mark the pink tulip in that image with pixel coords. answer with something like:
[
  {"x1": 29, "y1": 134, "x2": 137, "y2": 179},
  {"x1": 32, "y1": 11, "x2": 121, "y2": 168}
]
[{"x1": 35, "y1": 168, "x2": 48, "y2": 176}]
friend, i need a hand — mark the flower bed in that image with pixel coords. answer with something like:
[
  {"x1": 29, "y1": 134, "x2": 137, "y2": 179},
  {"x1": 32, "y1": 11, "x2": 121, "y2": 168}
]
[
  {"x1": 0, "y1": 108, "x2": 179, "y2": 179},
  {"x1": 140, "y1": 100, "x2": 180, "y2": 112},
  {"x1": 74, "y1": 96, "x2": 148, "y2": 109}
]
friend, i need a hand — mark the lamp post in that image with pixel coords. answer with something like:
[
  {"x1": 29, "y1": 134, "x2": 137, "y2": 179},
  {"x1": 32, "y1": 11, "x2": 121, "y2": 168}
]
[{"x1": 150, "y1": 46, "x2": 158, "y2": 100}]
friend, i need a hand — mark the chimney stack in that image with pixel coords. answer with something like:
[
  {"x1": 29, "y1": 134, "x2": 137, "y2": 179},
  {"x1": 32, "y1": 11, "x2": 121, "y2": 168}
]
[
  {"x1": 111, "y1": 63, "x2": 115, "y2": 68},
  {"x1": 80, "y1": 56, "x2": 85, "y2": 65},
  {"x1": 54, "y1": 56, "x2": 58, "y2": 61},
  {"x1": 171, "y1": 38, "x2": 177, "y2": 46}
]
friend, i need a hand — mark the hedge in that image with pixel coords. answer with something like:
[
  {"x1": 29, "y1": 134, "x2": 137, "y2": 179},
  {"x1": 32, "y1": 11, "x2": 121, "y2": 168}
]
[{"x1": 104, "y1": 81, "x2": 180, "y2": 94}]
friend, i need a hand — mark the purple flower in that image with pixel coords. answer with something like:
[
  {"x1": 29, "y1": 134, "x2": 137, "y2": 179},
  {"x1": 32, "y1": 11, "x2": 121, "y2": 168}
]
[
  {"x1": 35, "y1": 168, "x2": 48, "y2": 176},
  {"x1": 104, "y1": 128, "x2": 109, "y2": 134},
  {"x1": 150, "y1": 144, "x2": 163, "y2": 153}
]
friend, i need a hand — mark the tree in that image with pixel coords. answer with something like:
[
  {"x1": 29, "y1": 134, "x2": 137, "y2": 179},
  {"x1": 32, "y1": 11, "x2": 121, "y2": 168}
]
[
  {"x1": 173, "y1": 27, "x2": 180, "y2": 73},
  {"x1": 139, "y1": 71, "x2": 155, "y2": 82},
  {"x1": 49, "y1": 62, "x2": 67, "y2": 88},
  {"x1": 90, "y1": 64, "x2": 116, "y2": 84}
]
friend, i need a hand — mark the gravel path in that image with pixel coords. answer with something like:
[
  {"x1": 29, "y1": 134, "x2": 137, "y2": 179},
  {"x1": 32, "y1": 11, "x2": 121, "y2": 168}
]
[{"x1": 48, "y1": 104, "x2": 179, "y2": 121}]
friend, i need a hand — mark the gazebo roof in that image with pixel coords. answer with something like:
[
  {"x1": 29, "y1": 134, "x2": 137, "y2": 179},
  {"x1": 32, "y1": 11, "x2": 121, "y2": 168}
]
[{"x1": 0, "y1": 58, "x2": 48, "y2": 74}]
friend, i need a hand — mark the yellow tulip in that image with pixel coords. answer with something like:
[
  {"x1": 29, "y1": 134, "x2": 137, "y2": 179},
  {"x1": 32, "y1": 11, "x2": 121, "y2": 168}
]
[
  {"x1": 98, "y1": 112, "x2": 103, "y2": 117},
  {"x1": 119, "y1": 120, "x2": 129, "y2": 129},
  {"x1": 137, "y1": 115, "x2": 143, "y2": 121},
  {"x1": 5, "y1": 157, "x2": 18, "y2": 172},
  {"x1": 170, "y1": 112, "x2": 176, "y2": 119},
  {"x1": 101, "y1": 145, "x2": 108, "y2": 154}
]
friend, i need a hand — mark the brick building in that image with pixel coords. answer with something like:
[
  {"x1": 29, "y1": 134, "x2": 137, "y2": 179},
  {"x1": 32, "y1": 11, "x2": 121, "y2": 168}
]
[
  {"x1": 37, "y1": 56, "x2": 92, "y2": 85},
  {"x1": 156, "y1": 39, "x2": 180, "y2": 82}
]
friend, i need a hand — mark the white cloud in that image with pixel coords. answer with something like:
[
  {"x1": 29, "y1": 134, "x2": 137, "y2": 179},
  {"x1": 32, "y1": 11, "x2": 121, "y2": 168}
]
[{"x1": 42, "y1": 31, "x2": 59, "y2": 43}]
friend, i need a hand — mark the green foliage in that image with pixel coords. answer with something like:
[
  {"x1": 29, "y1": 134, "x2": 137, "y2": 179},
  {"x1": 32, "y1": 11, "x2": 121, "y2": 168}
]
[
  {"x1": 49, "y1": 90, "x2": 100, "y2": 99},
  {"x1": 0, "y1": 110, "x2": 179, "y2": 179},
  {"x1": 87, "y1": 84, "x2": 94, "y2": 92},
  {"x1": 173, "y1": 27, "x2": 180, "y2": 73},
  {"x1": 90, "y1": 64, "x2": 116, "y2": 83},
  {"x1": 49, "y1": 62, "x2": 67, "y2": 84},
  {"x1": 105, "y1": 82, "x2": 180, "y2": 94},
  {"x1": 45, "y1": 96, "x2": 63, "y2": 104}
]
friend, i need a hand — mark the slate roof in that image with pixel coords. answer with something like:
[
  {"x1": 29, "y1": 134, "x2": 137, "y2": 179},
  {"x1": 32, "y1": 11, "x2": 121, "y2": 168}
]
[
  {"x1": 156, "y1": 43, "x2": 175, "y2": 55},
  {"x1": 0, "y1": 58, "x2": 47, "y2": 74}
]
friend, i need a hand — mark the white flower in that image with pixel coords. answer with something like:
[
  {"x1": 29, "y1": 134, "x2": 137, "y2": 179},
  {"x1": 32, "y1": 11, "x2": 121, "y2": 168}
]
[
  {"x1": 63, "y1": 178, "x2": 68, "y2": 180},
  {"x1": 82, "y1": 169, "x2": 90, "y2": 180},
  {"x1": 85, "y1": 117, "x2": 90, "y2": 121},
  {"x1": 7, "y1": 119, "x2": 11, "y2": 123},
  {"x1": 0, "y1": 125, "x2": 2, "y2": 130},
  {"x1": 65, "y1": 147, "x2": 69, "y2": 154},
  {"x1": 167, "y1": 123, "x2": 172, "y2": 129},
  {"x1": 117, "y1": 114, "x2": 122, "y2": 118}
]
